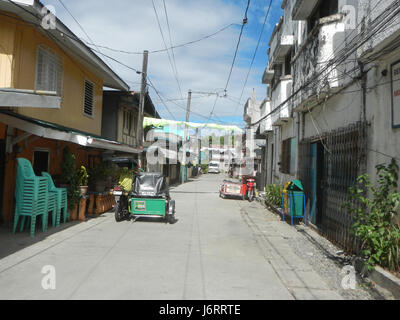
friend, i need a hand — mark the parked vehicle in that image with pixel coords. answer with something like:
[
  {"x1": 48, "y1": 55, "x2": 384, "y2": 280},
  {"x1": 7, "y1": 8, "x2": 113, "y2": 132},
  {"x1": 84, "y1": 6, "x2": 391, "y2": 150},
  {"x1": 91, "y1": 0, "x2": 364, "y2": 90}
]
[
  {"x1": 219, "y1": 179, "x2": 247, "y2": 200},
  {"x1": 208, "y1": 162, "x2": 220, "y2": 174},
  {"x1": 114, "y1": 172, "x2": 175, "y2": 224}
]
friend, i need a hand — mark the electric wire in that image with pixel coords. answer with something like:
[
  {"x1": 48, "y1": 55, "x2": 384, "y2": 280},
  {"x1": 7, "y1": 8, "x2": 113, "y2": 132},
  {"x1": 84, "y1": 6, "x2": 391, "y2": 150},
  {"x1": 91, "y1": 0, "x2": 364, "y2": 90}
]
[{"x1": 234, "y1": 0, "x2": 273, "y2": 116}]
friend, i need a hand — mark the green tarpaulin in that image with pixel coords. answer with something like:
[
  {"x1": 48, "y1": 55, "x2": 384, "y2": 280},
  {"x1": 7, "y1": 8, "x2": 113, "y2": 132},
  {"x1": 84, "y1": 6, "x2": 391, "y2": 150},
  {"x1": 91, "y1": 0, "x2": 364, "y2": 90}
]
[{"x1": 143, "y1": 117, "x2": 243, "y2": 133}]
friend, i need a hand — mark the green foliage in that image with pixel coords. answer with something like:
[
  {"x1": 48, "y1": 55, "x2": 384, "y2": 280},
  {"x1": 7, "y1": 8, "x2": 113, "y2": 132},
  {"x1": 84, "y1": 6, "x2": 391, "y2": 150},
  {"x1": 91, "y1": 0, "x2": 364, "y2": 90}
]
[
  {"x1": 88, "y1": 163, "x2": 111, "y2": 183},
  {"x1": 265, "y1": 184, "x2": 283, "y2": 206},
  {"x1": 200, "y1": 164, "x2": 209, "y2": 174},
  {"x1": 117, "y1": 167, "x2": 133, "y2": 192},
  {"x1": 343, "y1": 159, "x2": 400, "y2": 272},
  {"x1": 77, "y1": 166, "x2": 89, "y2": 186},
  {"x1": 60, "y1": 146, "x2": 80, "y2": 210}
]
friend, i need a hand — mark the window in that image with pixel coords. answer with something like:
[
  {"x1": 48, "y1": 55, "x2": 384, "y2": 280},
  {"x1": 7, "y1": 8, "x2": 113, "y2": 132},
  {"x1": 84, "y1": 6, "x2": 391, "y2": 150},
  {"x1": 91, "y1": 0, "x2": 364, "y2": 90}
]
[
  {"x1": 280, "y1": 138, "x2": 296, "y2": 175},
  {"x1": 35, "y1": 46, "x2": 63, "y2": 95},
  {"x1": 123, "y1": 110, "x2": 132, "y2": 134},
  {"x1": 83, "y1": 80, "x2": 94, "y2": 117},
  {"x1": 33, "y1": 150, "x2": 49, "y2": 176},
  {"x1": 285, "y1": 51, "x2": 292, "y2": 76}
]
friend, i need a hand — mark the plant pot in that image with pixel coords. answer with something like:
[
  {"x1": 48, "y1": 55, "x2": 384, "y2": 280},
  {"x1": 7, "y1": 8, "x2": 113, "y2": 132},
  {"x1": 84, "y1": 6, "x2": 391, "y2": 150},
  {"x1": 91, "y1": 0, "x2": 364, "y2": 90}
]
[
  {"x1": 79, "y1": 186, "x2": 88, "y2": 196},
  {"x1": 70, "y1": 204, "x2": 78, "y2": 221},
  {"x1": 78, "y1": 198, "x2": 87, "y2": 221}
]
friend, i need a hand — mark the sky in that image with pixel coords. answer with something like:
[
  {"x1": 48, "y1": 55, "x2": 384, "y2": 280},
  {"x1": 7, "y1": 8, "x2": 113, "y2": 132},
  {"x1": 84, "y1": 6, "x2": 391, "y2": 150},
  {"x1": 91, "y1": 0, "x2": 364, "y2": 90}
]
[{"x1": 43, "y1": 0, "x2": 283, "y2": 127}]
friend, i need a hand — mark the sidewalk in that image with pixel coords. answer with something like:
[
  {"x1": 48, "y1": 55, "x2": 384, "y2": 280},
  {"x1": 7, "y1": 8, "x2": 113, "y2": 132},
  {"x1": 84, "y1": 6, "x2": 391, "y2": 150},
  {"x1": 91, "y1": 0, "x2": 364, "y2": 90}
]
[{"x1": 239, "y1": 200, "x2": 384, "y2": 300}]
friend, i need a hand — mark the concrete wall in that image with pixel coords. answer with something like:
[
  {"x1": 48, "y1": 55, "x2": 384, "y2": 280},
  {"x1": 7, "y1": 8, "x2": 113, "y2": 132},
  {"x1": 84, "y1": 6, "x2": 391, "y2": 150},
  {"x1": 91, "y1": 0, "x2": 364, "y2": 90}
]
[{"x1": 365, "y1": 47, "x2": 400, "y2": 184}]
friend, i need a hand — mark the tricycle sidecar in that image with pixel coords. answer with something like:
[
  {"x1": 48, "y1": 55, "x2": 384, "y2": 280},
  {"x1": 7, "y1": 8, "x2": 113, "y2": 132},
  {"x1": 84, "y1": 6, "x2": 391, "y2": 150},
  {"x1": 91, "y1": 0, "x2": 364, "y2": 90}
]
[{"x1": 115, "y1": 172, "x2": 175, "y2": 224}]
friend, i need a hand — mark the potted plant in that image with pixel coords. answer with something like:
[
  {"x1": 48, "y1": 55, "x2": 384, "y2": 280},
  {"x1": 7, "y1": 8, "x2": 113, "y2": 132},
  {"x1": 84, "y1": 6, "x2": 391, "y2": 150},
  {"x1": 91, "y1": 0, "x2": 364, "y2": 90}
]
[
  {"x1": 77, "y1": 166, "x2": 89, "y2": 196},
  {"x1": 89, "y1": 163, "x2": 111, "y2": 193},
  {"x1": 60, "y1": 146, "x2": 81, "y2": 219}
]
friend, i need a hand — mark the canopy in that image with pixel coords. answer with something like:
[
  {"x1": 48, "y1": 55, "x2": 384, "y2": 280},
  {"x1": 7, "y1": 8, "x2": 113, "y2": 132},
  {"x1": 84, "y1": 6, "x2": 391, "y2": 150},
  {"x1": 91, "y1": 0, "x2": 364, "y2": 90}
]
[
  {"x1": 143, "y1": 117, "x2": 244, "y2": 133},
  {"x1": 132, "y1": 173, "x2": 169, "y2": 198}
]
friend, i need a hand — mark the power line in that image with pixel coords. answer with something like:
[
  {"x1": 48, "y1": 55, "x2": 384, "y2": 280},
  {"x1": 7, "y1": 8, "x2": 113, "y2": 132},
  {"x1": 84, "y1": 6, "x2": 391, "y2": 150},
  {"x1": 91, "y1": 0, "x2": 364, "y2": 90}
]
[
  {"x1": 84, "y1": 23, "x2": 239, "y2": 55},
  {"x1": 224, "y1": 0, "x2": 250, "y2": 93},
  {"x1": 206, "y1": 0, "x2": 251, "y2": 123},
  {"x1": 162, "y1": 0, "x2": 182, "y2": 100},
  {"x1": 234, "y1": 0, "x2": 273, "y2": 116},
  {"x1": 252, "y1": 1, "x2": 400, "y2": 127},
  {"x1": 151, "y1": 0, "x2": 183, "y2": 99}
]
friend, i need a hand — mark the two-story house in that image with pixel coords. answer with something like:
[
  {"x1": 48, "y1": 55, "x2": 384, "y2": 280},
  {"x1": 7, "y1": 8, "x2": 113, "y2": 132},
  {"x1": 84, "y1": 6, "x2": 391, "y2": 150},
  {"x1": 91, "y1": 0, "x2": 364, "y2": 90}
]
[{"x1": 0, "y1": 0, "x2": 138, "y2": 223}]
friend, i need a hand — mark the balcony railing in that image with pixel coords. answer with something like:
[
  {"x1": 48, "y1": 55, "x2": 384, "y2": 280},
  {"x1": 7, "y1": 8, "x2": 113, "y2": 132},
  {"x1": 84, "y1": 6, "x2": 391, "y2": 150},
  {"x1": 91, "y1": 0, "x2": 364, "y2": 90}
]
[
  {"x1": 292, "y1": 14, "x2": 350, "y2": 111},
  {"x1": 270, "y1": 77, "x2": 292, "y2": 126},
  {"x1": 272, "y1": 35, "x2": 294, "y2": 65},
  {"x1": 260, "y1": 100, "x2": 273, "y2": 134},
  {"x1": 262, "y1": 66, "x2": 274, "y2": 85}
]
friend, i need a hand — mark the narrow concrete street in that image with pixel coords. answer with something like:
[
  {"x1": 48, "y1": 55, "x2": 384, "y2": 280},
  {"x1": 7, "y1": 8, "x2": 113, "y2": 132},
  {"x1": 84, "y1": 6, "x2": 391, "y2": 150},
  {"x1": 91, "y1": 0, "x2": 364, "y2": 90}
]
[{"x1": 0, "y1": 174, "x2": 372, "y2": 300}]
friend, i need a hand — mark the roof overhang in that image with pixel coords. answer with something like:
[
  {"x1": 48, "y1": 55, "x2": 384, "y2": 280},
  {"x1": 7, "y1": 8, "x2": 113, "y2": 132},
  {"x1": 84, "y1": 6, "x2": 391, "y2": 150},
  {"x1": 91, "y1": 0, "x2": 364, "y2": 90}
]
[
  {"x1": 0, "y1": 0, "x2": 129, "y2": 91},
  {"x1": 0, "y1": 111, "x2": 141, "y2": 154},
  {"x1": 292, "y1": 0, "x2": 319, "y2": 20},
  {"x1": 0, "y1": 88, "x2": 61, "y2": 108}
]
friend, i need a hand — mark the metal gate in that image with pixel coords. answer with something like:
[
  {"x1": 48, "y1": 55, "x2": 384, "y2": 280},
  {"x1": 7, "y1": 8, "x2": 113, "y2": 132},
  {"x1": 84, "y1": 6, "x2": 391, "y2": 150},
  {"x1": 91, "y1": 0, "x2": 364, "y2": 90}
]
[{"x1": 299, "y1": 121, "x2": 368, "y2": 253}]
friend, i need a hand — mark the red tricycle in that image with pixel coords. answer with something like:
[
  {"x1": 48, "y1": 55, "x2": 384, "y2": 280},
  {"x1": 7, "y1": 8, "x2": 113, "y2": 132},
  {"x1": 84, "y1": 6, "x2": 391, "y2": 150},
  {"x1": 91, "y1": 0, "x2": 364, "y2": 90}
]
[{"x1": 219, "y1": 175, "x2": 256, "y2": 201}]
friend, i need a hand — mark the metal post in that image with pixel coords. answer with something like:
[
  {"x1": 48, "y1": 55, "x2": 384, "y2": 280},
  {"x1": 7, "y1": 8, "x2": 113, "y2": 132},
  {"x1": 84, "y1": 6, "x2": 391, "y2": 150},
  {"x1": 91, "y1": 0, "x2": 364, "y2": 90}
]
[
  {"x1": 137, "y1": 50, "x2": 149, "y2": 170},
  {"x1": 182, "y1": 90, "x2": 192, "y2": 184}
]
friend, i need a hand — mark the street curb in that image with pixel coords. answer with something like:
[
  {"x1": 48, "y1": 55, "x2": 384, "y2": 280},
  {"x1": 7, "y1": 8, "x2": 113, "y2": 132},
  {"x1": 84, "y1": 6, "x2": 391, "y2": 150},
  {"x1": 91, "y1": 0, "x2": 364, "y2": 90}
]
[{"x1": 354, "y1": 258, "x2": 400, "y2": 300}]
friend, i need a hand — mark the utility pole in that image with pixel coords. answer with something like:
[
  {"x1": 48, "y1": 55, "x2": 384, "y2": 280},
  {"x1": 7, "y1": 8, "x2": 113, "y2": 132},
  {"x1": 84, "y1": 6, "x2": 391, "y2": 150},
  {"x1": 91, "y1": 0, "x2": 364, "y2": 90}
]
[
  {"x1": 137, "y1": 50, "x2": 149, "y2": 171},
  {"x1": 181, "y1": 89, "x2": 192, "y2": 184}
]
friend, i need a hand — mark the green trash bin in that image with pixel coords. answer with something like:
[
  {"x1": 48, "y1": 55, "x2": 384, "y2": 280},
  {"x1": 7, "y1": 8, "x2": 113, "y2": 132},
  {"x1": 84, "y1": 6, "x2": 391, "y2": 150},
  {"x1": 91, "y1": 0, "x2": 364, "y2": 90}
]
[{"x1": 288, "y1": 180, "x2": 304, "y2": 217}]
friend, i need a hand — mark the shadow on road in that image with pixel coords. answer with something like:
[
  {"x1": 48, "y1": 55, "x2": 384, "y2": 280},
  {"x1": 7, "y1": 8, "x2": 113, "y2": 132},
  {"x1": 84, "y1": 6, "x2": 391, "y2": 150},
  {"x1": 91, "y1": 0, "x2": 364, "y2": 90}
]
[{"x1": 0, "y1": 214, "x2": 108, "y2": 260}]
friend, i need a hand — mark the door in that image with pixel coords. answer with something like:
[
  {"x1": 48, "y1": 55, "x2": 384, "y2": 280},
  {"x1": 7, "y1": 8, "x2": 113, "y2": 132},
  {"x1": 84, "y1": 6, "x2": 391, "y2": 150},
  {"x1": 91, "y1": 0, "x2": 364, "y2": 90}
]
[
  {"x1": 310, "y1": 142, "x2": 325, "y2": 227},
  {"x1": 0, "y1": 141, "x2": 5, "y2": 224},
  {"x1": 310, "y1": 143, "x2": 317, "y2": 224},
  {"x1": 270, "y1": 144, "x2": 274, "y2": 184}
]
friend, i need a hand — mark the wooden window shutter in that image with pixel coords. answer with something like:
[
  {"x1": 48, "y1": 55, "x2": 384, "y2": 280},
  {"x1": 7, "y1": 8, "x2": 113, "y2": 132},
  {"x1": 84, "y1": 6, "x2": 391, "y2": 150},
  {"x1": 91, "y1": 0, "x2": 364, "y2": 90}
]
[{"x1": 83, "y1": 80, "x2": 94, "y2": 117}]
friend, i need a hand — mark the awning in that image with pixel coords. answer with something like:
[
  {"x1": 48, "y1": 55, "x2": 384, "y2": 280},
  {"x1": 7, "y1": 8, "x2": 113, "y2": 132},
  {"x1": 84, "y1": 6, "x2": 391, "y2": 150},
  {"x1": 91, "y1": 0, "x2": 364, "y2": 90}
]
[{"x1": 0, "y1": 111, "x2": 141, "y2": 154}]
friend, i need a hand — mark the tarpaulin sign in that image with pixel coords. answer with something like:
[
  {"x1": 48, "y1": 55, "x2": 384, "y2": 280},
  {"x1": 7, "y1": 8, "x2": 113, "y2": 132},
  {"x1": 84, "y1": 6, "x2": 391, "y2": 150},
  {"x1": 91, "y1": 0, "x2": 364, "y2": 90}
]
[{"x1": 392, "y1": 60, "x2": 400, "y2": 128}]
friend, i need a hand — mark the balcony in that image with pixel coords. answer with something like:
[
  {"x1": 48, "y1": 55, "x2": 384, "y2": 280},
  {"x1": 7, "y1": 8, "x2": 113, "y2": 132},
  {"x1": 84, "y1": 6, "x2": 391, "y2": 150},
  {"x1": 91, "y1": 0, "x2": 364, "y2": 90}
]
[
  {"x1": 262, "y1": 67, "x2": 274, "y2": 85},
  {"x1": 0, "y1": 89, "x2": 61, "y2": 109},
  {"x1": 270, "y1": 77, "x2": 292, "y2": 126},
  {"x1": 292, "y1": 14, "x2": 350, "y2": 111},
  {"x1": 259, "y1": 100, "x2": 272, "y2": 134},
  {"x1": 272, "y1": 35, "x2": 294, "y2": 65},
  {"x1": 292, "y1": 0, "x2": 319, "y2": 20}
]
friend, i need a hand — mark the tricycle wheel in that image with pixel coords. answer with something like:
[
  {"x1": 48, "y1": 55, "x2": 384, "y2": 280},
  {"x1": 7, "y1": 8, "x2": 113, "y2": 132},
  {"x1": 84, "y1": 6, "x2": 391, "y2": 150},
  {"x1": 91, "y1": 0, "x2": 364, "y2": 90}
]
[
  {"x1": 115, "y1": 199, "x2": 129, "y2": 222},
  {"x1": 115, "y1": 201, "x2": 124, "y2": 222}
]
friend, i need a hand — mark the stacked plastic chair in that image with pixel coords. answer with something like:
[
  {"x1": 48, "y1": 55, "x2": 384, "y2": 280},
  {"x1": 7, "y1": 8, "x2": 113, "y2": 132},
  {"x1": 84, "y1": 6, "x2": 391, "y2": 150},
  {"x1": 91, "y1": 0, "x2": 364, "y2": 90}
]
[
  {"x1": 42, "y1": 172, "x2": 68, "y2": 226},
  {"x1": 14, "y1": 158, "x2": 49, "y2": 237}
]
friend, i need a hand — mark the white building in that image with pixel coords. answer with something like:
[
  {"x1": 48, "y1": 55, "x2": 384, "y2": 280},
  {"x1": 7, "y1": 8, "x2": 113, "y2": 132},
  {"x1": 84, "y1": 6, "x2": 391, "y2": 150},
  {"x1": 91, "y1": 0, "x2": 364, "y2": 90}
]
[{"x1": 258, "y1": 0, "x2": 400, "y2": 252}]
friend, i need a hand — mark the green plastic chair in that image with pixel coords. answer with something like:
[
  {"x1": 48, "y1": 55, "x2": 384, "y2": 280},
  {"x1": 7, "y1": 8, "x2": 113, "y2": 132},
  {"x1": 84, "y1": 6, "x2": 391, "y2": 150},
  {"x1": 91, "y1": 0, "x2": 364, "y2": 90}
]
[
  {"x1": 41, "y1": 172, "x2": 68, "y2": 225},
  {"x1": 14, "y1": 158, "x2": 49, "y2": 237},
  {"x1": 46, "y1": 192, "x2": 57, "y2": 228}
]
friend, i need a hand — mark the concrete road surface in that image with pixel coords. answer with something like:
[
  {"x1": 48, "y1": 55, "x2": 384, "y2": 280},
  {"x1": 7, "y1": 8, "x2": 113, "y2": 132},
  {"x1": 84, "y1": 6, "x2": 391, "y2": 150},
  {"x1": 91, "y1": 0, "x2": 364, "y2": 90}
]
[{"x1": 0, "y1": 174, "x2": 344, "y2": 300}]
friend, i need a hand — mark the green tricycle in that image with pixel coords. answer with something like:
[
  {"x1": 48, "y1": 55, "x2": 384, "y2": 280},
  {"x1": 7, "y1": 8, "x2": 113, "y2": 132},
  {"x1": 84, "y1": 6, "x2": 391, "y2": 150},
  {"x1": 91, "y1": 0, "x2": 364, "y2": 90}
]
[{"x1": 114, "y1": 172, "x2": 176, "y2": 224}]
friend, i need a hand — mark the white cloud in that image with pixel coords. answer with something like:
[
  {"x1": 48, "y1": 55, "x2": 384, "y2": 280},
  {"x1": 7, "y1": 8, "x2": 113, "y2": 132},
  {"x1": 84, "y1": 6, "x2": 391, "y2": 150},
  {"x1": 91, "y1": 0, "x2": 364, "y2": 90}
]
[{"x1": 45, "y1": 0, "x2": 271, "y2": 124}]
